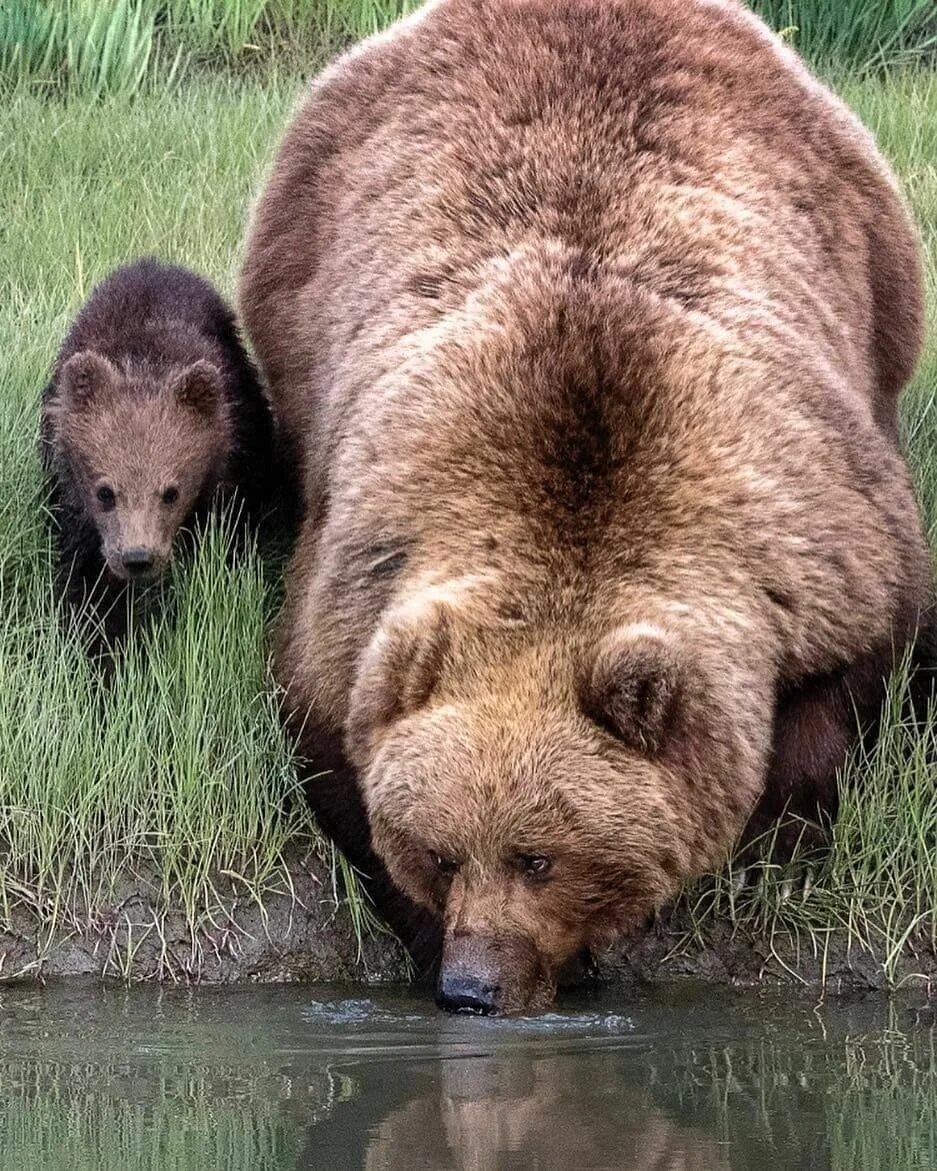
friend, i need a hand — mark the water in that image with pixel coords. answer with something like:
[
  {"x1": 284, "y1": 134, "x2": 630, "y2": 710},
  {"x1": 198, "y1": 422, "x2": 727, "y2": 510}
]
[{"x1": 1, "y1": 982, "x2": 936, "y2": 1169}]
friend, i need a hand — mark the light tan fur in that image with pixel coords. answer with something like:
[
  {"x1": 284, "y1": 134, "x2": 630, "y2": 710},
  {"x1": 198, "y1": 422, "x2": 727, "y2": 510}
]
[{"x1": 46, "y1": 351, "x2": 231, "y2": 579}]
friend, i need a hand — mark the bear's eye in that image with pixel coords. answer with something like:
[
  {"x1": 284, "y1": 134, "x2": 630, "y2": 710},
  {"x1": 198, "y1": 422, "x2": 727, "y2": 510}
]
[
  {"x1": 161, "y1": 486, "x2": 180, "y2": 506},
  {"x1": 430, "y1": 852, "x2": 460, "y2": 877},
  {"x1": 517, "y1": 854, "x2": 552, "y2": 881},
  {"x1": 96, "y1": 484, "x2": 116, "y2": 511}
]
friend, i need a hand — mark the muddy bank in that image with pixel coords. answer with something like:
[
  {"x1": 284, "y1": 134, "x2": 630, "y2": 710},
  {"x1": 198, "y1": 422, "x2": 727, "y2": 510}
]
[
  {"x1": 0, "y1": 852, "x2": 410, "y2": 985},
  {"x1": 0, "y1": 852, "x2": 930, "y2": 992},
  {"x1": 592, "y1": 916, "x2": 937, "y2": 993}
]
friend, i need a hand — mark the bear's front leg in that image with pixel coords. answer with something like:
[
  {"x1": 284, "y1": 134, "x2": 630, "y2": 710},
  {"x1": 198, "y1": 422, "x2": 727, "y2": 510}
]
[{"x1": 743, "y1": 632, "x2": 936, "y2": 858}]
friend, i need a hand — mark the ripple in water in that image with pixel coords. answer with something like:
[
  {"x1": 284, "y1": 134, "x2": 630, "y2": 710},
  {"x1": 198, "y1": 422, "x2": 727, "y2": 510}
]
[{"x1": 299, "y1": 996, "x2": 637, "y2": 1058}]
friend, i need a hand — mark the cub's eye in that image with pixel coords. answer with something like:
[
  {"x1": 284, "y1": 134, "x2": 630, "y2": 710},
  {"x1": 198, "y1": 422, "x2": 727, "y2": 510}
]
[
  {"x1": 518, "y1": 854, "x2": 552, "y2": 880},
  {"x1": 96, "y1": 485, "x2": 116, "y2": 510},
  {"x1": 161, "y1": 486, "x2": 180, "y2": 506},
  {"x1": 430, "y1": 852, "x2": 460, "y2": 877}
]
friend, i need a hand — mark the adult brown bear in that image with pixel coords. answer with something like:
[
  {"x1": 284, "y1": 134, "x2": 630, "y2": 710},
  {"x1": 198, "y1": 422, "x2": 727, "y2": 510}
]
[{"x1": 240, "y1": 0, "x2": 933, "y2": 1013}]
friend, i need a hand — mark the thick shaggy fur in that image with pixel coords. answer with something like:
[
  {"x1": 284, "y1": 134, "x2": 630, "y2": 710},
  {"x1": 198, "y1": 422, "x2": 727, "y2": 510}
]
[
  {"x1": 41, "y1": 258, "x2": 291, "y2": 647},
  {"x1": 240, "y1": 0, "x2": 933, "y2": 1010}
]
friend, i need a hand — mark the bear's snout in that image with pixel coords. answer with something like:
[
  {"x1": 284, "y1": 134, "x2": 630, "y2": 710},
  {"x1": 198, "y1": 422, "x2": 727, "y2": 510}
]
[
  {"x1": 121, "y1": 547, "x2": 156, "y2": 576},
  {"x1": 437, "y1": 933, "x2": 506, "y2": 1015},
  {"x1": 436, "y1": 970, "x2": 501, "y2": 1016},
  {"x1": 436, "y1": 928, "x2": 550, "y2": 1017}
]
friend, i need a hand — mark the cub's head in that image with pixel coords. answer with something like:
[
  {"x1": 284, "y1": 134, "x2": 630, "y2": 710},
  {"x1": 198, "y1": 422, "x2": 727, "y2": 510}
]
[
  {"x1": 347, "y1": 585, "x2": 753, "y2": 1015},
  {"x1": 47, "y1": 350, "x2": 231, "y2": 581}
]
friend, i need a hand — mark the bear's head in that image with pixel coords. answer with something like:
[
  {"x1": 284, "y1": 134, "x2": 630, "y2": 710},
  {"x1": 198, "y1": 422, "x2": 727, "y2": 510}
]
[
  {"x1": 47, "y1": 350, "x2": 232, "y2": 581},
  {"x1": 347, "y1": 579, "x2": 766, "y2": 1014}
]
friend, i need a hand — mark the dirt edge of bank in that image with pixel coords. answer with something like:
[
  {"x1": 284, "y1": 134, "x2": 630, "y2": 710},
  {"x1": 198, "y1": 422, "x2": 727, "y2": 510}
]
[{"x1": 1, "y1": 853, "x2": 931, "y2": 993}]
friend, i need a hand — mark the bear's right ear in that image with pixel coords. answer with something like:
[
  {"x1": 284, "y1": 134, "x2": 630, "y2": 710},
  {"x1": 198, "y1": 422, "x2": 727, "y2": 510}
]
[
  {"x1": 584, "y1": 626, "x2": 688, "y2": 756},
  {"x1": 59, "y1": 351, "x2": 117, "y2": 409},
  {"x1": 171, "y1": 360, "x2": 221, "y2": 417},
  {"x1": 345, "y1": 597, "x2": 452, "y2": 765}
]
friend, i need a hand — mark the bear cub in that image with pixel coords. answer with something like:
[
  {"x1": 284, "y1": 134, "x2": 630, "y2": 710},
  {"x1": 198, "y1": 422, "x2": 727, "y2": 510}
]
[{"x1": 41, "y1": 257, "x2": 287, "y2": 648}]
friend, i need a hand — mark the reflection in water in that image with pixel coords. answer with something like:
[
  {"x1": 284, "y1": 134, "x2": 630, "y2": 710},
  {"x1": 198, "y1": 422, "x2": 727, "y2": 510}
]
[
  {"x1": 351, "y1": 1058, "x2": 729, "y2": 1170},
  {"x1": 0, "y1": 984, "x2": 935, "y2": 1169}
]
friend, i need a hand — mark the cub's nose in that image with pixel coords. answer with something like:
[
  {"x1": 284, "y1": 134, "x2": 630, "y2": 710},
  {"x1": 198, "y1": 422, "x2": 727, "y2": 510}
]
[
  {"x1": 122, "y1": 548, "x2": 155, "y2": 575},
  {"x1": 436, "y1": 973, "x2": 501, "y2": 1016}
]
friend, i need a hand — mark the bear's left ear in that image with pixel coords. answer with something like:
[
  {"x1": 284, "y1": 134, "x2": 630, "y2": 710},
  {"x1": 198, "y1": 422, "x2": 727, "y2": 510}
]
[
  {"x1": 59, "y1": 350, "x2": 118, "y2": 409},
  {"x1": 583, "y1": 626, "x2": 689, "y2": 755},
  {"x1": 345, "y1": 593, "x2": 454, "y2": 766},
  {"x1": 171, "y1": 360, "x2": 221, "y2": 417}
]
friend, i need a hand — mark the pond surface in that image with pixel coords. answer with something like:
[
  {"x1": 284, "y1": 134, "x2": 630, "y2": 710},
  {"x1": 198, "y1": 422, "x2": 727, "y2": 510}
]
[{"x1": 0, "y1": 981, "x2": 935, "y2": 1168}]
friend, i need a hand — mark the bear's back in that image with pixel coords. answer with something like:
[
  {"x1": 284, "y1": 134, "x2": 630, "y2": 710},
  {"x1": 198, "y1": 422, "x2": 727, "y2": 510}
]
[{"x1": 241, "y1": 0, "x2": 921, "y2": 463}]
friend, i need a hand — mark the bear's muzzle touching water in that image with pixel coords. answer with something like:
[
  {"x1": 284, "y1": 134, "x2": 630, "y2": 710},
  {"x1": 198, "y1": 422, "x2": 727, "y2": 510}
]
[{"x1": 240, "y1": 0, "x2": 933, "y2": 1012}]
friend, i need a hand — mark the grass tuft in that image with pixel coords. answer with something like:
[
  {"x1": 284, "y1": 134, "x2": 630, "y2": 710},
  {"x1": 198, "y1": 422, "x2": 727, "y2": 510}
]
[
  {"x1": 0, "y1": 511, "x2": 316, "y2": 949},
  {"x1": 0, "y1": 0, "x2": 416, "y2": 97},
  {"x1": 751, "y1": 0, "x2": 937, "y2": 70},
  {"x1": 679, "y1": 655, "x2": 937, "y2": 985}
]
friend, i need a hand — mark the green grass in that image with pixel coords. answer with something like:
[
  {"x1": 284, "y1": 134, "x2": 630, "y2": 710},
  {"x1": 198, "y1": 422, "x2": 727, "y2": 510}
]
[
  {"x1": 682, "y1": 660, "x2": 937, "y2": 986},
  {"x1": 0, "y1": 0, "x2": 417, "y2": 97},
  {"x1": 0, "y1": 519, "x2": 307, "y2": 927},
  {"x1": 751, "y1": 0, "x2": 937, "y2": 70},
  {"x1": 3, "y1": 37, "x2": 937, "y2": 984}
]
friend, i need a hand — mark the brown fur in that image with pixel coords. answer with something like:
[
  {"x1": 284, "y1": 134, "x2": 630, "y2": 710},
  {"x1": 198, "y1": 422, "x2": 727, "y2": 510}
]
[
  {"x1": 45, "y1": 351, "x2": 234, "y2": 580},
  {"x1": 240, "y1": 0, "x2": 932, "y2": 1011}
]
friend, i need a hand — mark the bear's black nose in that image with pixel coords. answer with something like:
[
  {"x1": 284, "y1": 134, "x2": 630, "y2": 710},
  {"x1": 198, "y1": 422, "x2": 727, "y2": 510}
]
[
  {"x1": 435, "y1": 974, "x2": 501, "y2": 1015},
  {"x1": 122, "y1": 548, "x2": 154, "y2": 574}
]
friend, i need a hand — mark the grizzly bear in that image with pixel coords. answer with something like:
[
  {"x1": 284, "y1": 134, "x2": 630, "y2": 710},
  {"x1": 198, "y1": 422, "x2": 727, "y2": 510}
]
[
  {"x1": 41, "y1": 257, "x2": 290, "y2": 648},
  {"x1": 240, "y1": 0, "x2": 934, "y2": 1013}
]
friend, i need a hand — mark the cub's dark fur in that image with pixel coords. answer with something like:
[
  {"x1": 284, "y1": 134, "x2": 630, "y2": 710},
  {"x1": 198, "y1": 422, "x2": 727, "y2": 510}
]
[{"x1": 41, "y1": 257, "x2": 293, "y2": 649}]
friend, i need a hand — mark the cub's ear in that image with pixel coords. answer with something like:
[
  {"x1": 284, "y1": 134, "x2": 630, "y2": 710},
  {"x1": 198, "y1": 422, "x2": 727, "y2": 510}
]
[
  {"x1": 584, "y1": 627, "x2": 688, "y2": 755},
  {"x1": 58, "y1": 350, "x2": 117, "y2": 408},
  {"x1": 346, "y1": 596, "x2": 452, "y2": 765},
  {"x1": 171, "y1": 360, "x2": 221, "y2": 416}
]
